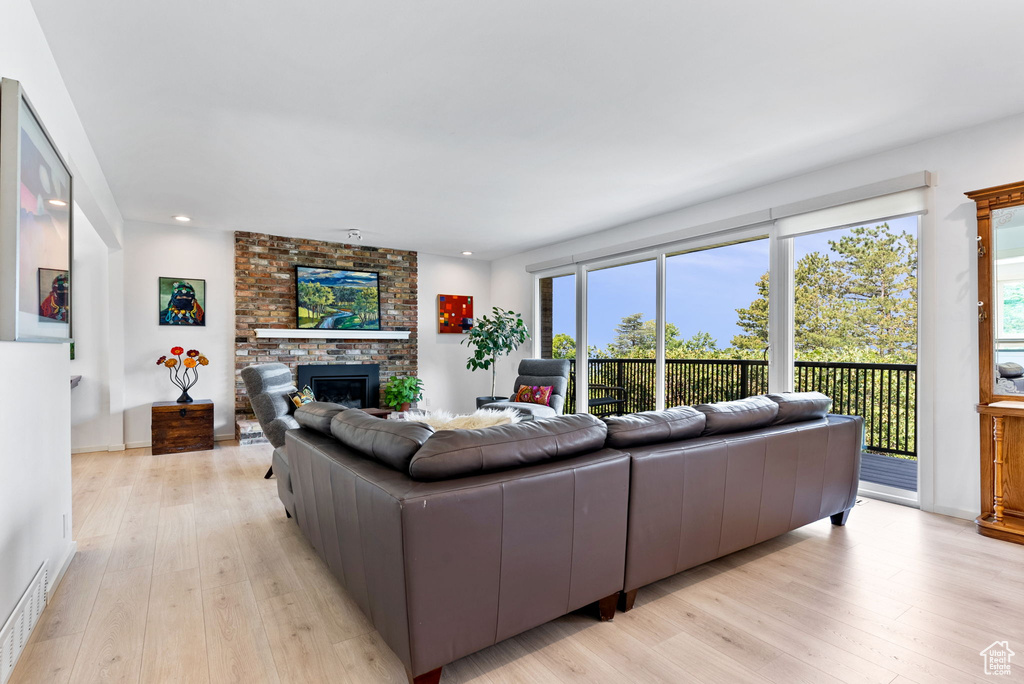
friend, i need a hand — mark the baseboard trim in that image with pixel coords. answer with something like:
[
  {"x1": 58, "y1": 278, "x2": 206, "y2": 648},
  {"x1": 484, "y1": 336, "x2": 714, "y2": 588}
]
[
  {"x1": 71, "y1": 445, "x2": 107, "y2": 454},
  {"x1": 125, "y1": 434, "x2": 235, "y2": 449},
  {"x1": 51, "y1": 541, "x2": 77, "y2": 600},
  {"x1": 928, "y1": 504, "x2": 977, "y2": 521},
  {"x1": 71, "y1": 443, "x2": 126, "y2": 455}
]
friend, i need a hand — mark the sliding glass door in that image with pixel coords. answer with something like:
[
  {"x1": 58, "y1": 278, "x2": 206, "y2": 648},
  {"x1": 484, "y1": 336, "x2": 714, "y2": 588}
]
[
  {"x1": 664, "y1": 238, "x2": 769, "y2": 406},
  {"x1": 585, "y1": 259, "x2": 657, "y2": 414},
  {"x1": 789, "y1": 217, "x2": 919, "y2": 494}
]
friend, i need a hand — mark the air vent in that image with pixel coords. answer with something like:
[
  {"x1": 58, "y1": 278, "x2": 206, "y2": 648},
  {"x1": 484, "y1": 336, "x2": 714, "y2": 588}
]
[{"x1": 0, "y1": 562, "x2": 48, "y2": 684}]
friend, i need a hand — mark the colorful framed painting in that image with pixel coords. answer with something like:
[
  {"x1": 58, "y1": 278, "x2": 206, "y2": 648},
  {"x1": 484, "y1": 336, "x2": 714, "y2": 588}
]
[
  {"x1": 38, "y1": 268, "x2": 70, "y2": 322},
  {"x1": 296, "y1": 266, "x2": 381, "y2": 330},
  {"x1": 438, "y1": 294, "x2": 474, "y2": 333},
  {"x1": 159, "y1": 277, "x2": 206, "y2": 326},
  {"x1": 0, "y1": 78, "x2": 74, "y2": 342}
]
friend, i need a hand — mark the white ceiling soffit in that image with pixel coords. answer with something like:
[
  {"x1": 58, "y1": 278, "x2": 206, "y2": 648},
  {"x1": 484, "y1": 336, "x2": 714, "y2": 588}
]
[{"x1": 28, "y1": 1, "x2": 1024, "y2": 260}]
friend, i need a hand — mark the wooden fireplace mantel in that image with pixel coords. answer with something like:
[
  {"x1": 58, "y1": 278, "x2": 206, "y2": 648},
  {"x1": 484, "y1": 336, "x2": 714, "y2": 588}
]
[{"x1": 253, "y1": 328, "x2": 411, "y2": 340}]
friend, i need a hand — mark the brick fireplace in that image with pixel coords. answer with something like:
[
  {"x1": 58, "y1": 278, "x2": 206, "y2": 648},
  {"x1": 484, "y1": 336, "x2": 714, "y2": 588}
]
[{"x1": 233, "y1": 231, "x2": 417, "y2": 419}]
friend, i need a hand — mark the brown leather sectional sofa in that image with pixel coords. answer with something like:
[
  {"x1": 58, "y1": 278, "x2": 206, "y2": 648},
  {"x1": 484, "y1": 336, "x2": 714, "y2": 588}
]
[{"x1": 275, "y1": 392, "x2": 862, "y2": 684}]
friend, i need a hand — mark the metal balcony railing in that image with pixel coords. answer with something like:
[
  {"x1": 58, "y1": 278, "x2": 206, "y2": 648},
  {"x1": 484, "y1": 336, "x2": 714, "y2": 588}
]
[{"x1": 566, "y1": 358, "x2": 916, "y2": 458}]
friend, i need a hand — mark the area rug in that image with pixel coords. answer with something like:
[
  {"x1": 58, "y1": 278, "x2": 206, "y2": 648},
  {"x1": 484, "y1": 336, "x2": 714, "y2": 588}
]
[{"x1": 410, "y1": 407, "x2": 521, "y2": 431}]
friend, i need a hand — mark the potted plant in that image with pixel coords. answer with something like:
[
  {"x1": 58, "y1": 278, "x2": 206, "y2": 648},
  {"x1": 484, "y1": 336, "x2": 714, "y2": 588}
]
[
  {"x1": 382, "y1": 375, "x2": 424, "y2": 412},
  {"x1": 462, "y1": 306, "x2": 530, "y2": 408}
]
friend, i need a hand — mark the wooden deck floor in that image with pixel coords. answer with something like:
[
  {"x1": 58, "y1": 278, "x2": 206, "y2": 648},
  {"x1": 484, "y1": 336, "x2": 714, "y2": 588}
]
[
  {"x1": 860, "y1": 451, "x2": 918, "y2": 492},
  {"x1": 12, "y1": 443, "x2": 1024, "y2": 684}
]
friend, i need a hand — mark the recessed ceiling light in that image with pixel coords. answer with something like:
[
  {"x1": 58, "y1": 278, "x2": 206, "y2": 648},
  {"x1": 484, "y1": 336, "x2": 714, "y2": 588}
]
[
  {"x1": 173, "y1": 215, "x2": 191, "y2": 222},
  {"x1": 462, "y1": 251, "x2": 473, "y2": 256},
  {"x1": 47, "y1": 199, "x2": 68, "y2": 207}
]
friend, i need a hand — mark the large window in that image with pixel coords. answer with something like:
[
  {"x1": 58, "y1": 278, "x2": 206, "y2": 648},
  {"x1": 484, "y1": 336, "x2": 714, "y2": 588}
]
[
  {"x1": 664, "y1": 238, "x2": 769, "y2": 406},
  {"x1": 539, "y1": 274, "x2": 575, "y2": 360},
  {"x1": 586, "y1": 259, "x2": 656, "y2": 413},
  {"x1": 789, "y1": 217, "x2": 918, "y2": 477},
  {"x1": 533, "y1": 176, "x2": 929, "y2": 501}
]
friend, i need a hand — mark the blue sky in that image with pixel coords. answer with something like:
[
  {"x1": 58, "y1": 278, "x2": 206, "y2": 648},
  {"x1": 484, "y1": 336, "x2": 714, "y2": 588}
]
[{"x1": 551, "y1": 216, "x2": 918, "y2": 350}]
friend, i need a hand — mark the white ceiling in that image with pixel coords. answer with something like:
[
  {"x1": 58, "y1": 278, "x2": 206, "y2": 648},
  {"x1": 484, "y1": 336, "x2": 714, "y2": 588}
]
[{"x1": 27, "y1": 1, "x2": 1024, "y2": 259}]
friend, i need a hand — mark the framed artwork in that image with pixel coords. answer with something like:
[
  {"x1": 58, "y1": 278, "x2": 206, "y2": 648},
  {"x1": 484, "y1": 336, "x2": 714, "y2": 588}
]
[
  {"x1": 0, "y1": 78, "x2": 73, "y2": 342},
  {"x1": 438, "y1": 294, "x2": 474, "y2": 333},
  {"x1": 38, "y1": 268, "x2": 70, "y2": 322},
  {"x1": 159, "y1": 277, "x2": 206, "y2": 326},
  {"x1": 296, "y1": 266, "x2": 381, "y2": 330}
]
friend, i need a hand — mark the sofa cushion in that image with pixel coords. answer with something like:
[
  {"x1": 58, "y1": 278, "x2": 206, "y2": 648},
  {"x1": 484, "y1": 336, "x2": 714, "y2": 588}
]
[
  {"x1": 408, "y1": 413, "x2": 607, "y2": 481},
  {"x1": 603, "y1": 406, "x2": 706, "y2": 448},
  {"x1": 330, "y1": 409, "x2": 435, "y2": 472},
  {"x1": 695, "y1": 395, "x2": 779, "y2": 436},
  {"x1": 999, "y1": 362, "x2": 1024, "y2": 379},
  {"x1": 767, "y1": 392, "x2": 833, "y2": 425},
  {"x1": 294, "y1": 402, "x2": 349, "y2": 435}
]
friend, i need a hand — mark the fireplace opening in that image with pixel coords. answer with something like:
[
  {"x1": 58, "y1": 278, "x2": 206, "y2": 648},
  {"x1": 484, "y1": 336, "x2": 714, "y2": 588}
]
[{"x1": 297, "y1": 364, "x2": 379, "y2": 409}]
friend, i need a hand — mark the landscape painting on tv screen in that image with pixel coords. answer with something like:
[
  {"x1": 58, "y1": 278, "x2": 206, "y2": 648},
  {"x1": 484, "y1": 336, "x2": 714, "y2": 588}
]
[{"x1": 296, "y1": 266, "x2": 381, "y2": 330}]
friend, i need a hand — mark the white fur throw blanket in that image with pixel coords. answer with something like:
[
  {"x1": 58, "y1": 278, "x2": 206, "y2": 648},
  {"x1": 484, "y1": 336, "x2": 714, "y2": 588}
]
[{"x1": 410, "y1": 408, "x2": 521, "y2": 431}]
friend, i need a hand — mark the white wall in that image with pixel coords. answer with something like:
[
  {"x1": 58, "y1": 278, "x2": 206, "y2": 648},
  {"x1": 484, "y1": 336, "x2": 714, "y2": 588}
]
[
  {"x1": 70, "y1": 205, "x2": 111, "y2": 452},
  {"x1": 0, "y1": 343, "x2": 73, "y2": 624},
  {"x1": 0, "y1": 0, "x2": 123, "y2": 636},
  {"x1": 417, "y1": 254, "x2": 494, "y2": 413},
  {"x1": 123, "y1": 223, "x2": 235, "y2": 445},
  {"x1": 492, "y1": 111, "x2": 1024, "y2": 521}
]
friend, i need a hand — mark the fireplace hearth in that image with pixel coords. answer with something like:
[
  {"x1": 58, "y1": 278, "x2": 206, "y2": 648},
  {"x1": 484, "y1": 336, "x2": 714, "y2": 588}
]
[{"x1": 297, "y1": 364, "x2": 380, "y2": 409}]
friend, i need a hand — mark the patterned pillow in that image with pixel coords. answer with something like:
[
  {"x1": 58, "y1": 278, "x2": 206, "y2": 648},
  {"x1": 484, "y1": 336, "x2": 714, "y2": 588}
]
[
  {"x1": 513, "y1": 385, "x2": 554, "y2": 406},
  {"x1": 288, "y1": 385, "x2": 316, "y2": 409}
]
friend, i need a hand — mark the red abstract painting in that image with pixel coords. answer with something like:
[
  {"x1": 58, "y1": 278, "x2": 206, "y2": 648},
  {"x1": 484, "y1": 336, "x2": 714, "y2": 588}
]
[{"x1": 438, "y1": 294, "x2": 474, "y2": 333}]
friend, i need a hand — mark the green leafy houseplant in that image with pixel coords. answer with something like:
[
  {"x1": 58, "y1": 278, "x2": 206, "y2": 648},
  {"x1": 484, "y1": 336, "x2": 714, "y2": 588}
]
[
  {"x1": 462, "y1": 307, "x2": 530, "y2": 398},
  {"x1": 382, "y1": 375, "x2": 424, "y2": 411}
]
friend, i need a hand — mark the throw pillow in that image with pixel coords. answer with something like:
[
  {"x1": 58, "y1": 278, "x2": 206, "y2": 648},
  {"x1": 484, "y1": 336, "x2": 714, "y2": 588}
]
[
  {"x1": 999, "y1": 362, "x2": 1024, "y2": 379},
  {"x1": 513, "y1": 384, "x2": 554, "y2": 406},
  {"x1": 288, "y1": 385, "x2": 316, "y2": 409}
]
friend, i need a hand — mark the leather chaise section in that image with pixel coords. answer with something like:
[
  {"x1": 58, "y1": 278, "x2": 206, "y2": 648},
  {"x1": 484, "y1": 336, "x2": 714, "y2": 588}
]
[
  {"x1": 284, "y1": 427, "x2": 629, "y2": 678},
  {"x1": 623, "y1": 415, "x2": 862, "y2": 592}
]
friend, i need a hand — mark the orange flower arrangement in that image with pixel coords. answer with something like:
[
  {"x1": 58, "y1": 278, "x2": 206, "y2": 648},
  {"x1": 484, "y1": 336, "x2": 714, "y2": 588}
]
[{"x1": 155, "y1": 346, "x2": 208, "y2": 403}]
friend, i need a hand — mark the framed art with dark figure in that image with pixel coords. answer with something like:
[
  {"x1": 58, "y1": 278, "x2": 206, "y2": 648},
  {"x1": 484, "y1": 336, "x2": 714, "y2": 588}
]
[
  {"x1": 159, "y1": 277, "x2": 206, "y2": 326},
  {"x1": 38, "y1": 268, "x2": 69, "y2": 322}
]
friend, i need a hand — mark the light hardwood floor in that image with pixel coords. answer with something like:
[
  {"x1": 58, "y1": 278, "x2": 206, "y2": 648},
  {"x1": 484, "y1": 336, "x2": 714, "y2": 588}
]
[{"x1": 13, "y1": 443, "x2": 1024, "y2": 683}]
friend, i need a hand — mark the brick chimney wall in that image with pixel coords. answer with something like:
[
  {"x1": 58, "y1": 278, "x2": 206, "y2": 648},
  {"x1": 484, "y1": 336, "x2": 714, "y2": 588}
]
[{"x1": 234, "y1": 231, "x2": 417, "y2": 417}]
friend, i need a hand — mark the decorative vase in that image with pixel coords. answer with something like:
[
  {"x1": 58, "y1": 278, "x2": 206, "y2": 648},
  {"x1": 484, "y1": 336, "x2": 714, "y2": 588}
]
[{"x1": 177, "y1": 389, "x2": 194, "y2": 403}]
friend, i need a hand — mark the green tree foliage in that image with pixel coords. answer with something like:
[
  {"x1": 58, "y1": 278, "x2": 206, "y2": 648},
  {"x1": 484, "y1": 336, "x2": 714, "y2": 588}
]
[
  {"x1": 297, "y1": 282, "x2": 335, "y2": 317},
  {"x1": 1002, "y1": 282, "x2": 1024, "y2": 335},
  {"x1": 551, "y1": 333, "x2": 576, "y2": 359},
  {"x1": 732, "y1": 223, "x2": 917, "y2": 363},
  {"x1": 353, "y1": 287, "x2": 379, "y2": 326}
]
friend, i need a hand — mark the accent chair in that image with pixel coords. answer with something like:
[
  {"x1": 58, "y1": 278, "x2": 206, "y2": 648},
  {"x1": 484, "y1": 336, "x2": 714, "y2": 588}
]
[
  {"x1": 482, "y1": 358, "x2": 571, "y2": 419},
  {"x1": 240, "y1": 363, "x2": 300, "y2": 487}
]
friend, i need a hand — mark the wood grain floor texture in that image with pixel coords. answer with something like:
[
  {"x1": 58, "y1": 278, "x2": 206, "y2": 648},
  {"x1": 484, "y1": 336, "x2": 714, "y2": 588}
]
[{"x1": 13, "y1": 443, "x2": 1024, "y2": 683}]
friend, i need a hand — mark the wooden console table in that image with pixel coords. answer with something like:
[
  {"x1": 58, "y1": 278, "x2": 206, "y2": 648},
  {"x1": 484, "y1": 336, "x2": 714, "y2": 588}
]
[
  {"x1": 152, "y1": 400, "x2": 214, "y2": 455},
  {"x1": 977, "y1": 402, "x2": 1024, "y2": 544}
]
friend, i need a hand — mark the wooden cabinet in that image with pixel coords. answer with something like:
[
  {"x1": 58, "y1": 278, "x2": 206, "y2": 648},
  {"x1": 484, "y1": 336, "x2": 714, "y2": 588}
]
[
  {"x1": 152, "y1": 400, "x2": 214, "y2": 455},
  {"x1": 968, "y1": 181, "x2": 1024, "y2": 544}
]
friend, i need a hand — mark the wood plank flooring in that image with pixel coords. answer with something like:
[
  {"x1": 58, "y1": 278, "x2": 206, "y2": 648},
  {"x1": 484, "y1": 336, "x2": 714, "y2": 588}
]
[{"x1": 13, "y1": 443, "x2": 1024, "y2": 683}]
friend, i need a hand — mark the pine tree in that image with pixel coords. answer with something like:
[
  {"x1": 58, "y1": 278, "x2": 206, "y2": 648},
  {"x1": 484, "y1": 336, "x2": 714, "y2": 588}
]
[{"x1": 732, "y1": 223, "x2": 916, "y2": 362}]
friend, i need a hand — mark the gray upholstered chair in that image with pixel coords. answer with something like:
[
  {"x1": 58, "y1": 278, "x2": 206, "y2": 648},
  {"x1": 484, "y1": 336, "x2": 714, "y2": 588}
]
[
  {"x1": 240, "y1": 363, "x2": 300, "y2": 485},
  {"x1": 482, "y1": 358, "x2": 571, "y2": 419}
]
